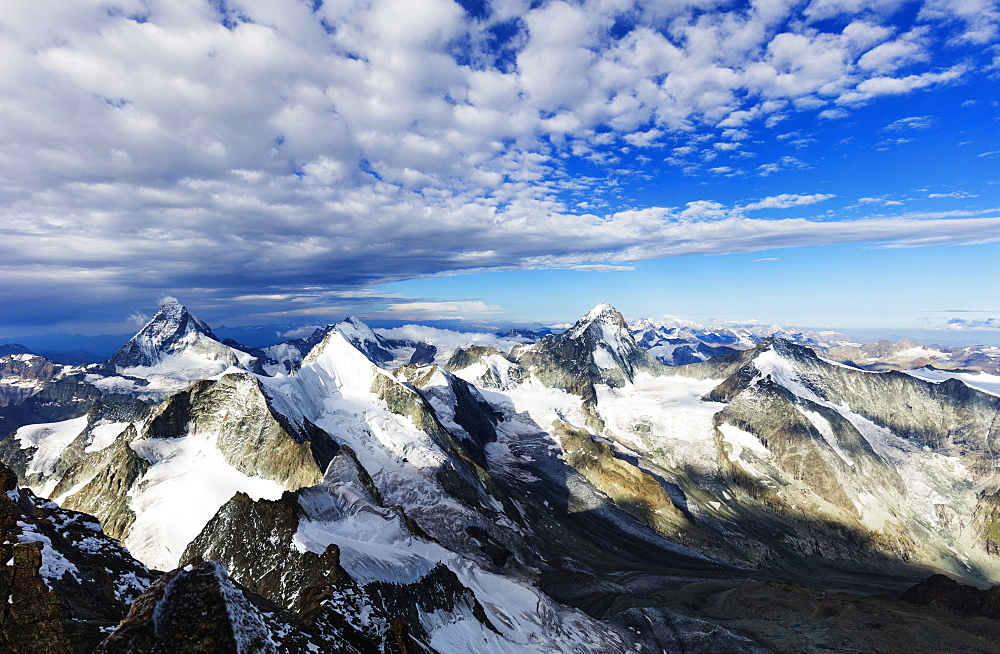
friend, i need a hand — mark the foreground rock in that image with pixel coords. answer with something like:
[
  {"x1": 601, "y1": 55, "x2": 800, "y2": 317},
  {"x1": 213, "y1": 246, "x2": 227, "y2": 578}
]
[
  {"x1": 96, "y1": 561, "x2": 333, "y2": 654},
  {"x1": 0, "y1": 462, "x2": 156, "y2": 653}
]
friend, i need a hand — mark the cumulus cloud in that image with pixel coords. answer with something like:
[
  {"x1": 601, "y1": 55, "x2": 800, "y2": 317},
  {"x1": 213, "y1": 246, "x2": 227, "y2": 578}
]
[
  {"x1": 943, "y1": 318, "x2": 1000, "y2": 330},
  {"x1": 127, "y1": 311, "x2": 150, "y2": 326},
  {"x1": 742, "y1": 194, "x2": 835, "y2": 210},
  {"x1": 928, "y1": 191, "x2": 976, "y2": 198},
  {"x1": 884, "y1": 115, "x2": 934, "y2": 131},
  {"x1": 0, "y1": 0, "x2": 996, "y2": 328}
]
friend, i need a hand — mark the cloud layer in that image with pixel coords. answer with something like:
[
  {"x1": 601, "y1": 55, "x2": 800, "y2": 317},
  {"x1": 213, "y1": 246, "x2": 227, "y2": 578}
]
[{"x1": 1, "y1": 0, "x2": 998, "y2": 327}]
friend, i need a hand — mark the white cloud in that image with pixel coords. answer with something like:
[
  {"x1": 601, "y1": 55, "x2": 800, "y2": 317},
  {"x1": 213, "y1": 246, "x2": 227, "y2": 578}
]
[
  {"x1": 857, "y1": 28, "x2": 930, "y2": 73},
  {"x1": 0, "y1": 0, "x2": 994, "y2": 327},
  {"x1": 742, "y1": 193, "x2": 835, "y2": 210},
  {"x1": 836, "y1": 66, "x2": 967, "y2": 105},
  {"x1": 382, "y1": 299, "x2": 506, "y2": 320},
  {"x1": 943, "y1": 317, "x2": 1000, "y2": 330},
  {"x1": 819, "y1": 108, "x2": 849, "y2": 119},
  {"x1": 928, "y1": 191, "x2": 976, "y2": 198},
  {"x1": 883, "y1": 115, "x2": 934, "y2": 131},
  {"x1": 127, "y1": 310, "x2": 150, "y2": 326},
  {"x1": 279, "y1": 324, "x2": 325, "y2": 339},
  {"x1": 569, "y1": 264, "x2": 636, "y2": 272},
  {"x1": 919, "y1": 0, "x2": 1000, "y2": 44}
]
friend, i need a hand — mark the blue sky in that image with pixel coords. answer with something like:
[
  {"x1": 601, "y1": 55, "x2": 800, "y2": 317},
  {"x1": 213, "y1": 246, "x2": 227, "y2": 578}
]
[{"x1": 1, "y1": 0, "x2": 999, "y2": 342}]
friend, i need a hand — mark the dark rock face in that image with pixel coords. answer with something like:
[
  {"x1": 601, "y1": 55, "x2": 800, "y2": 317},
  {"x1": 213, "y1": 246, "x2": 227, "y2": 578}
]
[
  {"x1": 611, "y1": 607, "x2": 768, "y2": 654},
  {"x1": 182, "y1": 490, "x2": 393, "y2": 653},
  {"x1": 0, "y1": 462, "x2": 157, "y2": 653},
  {"x1": 398, "y1": 366, "x2": 502, "y2": 470},
  {"x1": 407, "y1": 342, "x2": 437, "y2": 366},
  {"x1": 181, "y1": 491, "x2": 348, "y2": 614},
  {"x1": 0, "y1": 354, "x2": 64, "y2": 408},
  {"x1": 444, "y1": 346, "x2": 501, "y2": 371},
  {"x1": 901, "y1": 574, "x2": 1000, "y2": 619},
  {"x1": 96, "y1": 561, "x2": 330, "y2": 654}
]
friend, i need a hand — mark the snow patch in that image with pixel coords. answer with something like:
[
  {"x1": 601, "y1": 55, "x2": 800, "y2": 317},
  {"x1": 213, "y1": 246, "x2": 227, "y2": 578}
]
[
  {"x1": 798, "y1": 408, "x2": 854, "y2": 466},
  {"x1": 86, "y1": 422, "x2": 130, "y2": 453},
  {"x1": 125, "y1": 432, "x2": 285, "y2": 570},
  {"x1": 14, "y1": 416, "x2": 88, "y2": 478},
  {"x1": 16, "y1": 521, "x2": 81, "y2": 589}
]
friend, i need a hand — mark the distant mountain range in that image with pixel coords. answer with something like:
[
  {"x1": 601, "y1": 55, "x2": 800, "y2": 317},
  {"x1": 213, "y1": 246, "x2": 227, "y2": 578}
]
[{"x1": 3, "y1": 299, "x2": 1000, "y2": 652}]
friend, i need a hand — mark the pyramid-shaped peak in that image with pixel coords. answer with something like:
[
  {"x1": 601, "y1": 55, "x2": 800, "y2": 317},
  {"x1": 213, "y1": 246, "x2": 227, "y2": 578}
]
[
  {"x1": 584, "y1": 303, "x2": 624, "y2": 322},
  {"x1": 157, "y1": 295, "x2": 184, "y2": 315},
  {"x1": 754, "y1": 335, "x2": 814, "y2": 354},
  {"x1": 567, "y1": 303, "x2": 629, "y2": 339},
  {"x1": 141, "y1": 297, "x2": 214, "y2": 337},
  {"x1": 106, "y1": 298, "x2": 226, "y2": 371},
  {"x1": 335, "y1": 316, "x2": 376, "y2": 334}
]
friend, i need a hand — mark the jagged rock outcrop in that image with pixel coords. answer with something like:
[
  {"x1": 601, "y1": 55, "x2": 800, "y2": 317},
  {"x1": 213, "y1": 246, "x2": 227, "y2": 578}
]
[
  {"x1": 256, "y1": 326, "x2": 333, "y2": 375},
  {"x1": 0, "y1": 462, "x2": 157, "y2": 653},
  {"x1": 96, "y1": 560, "x2": 331, "y2": 654},
  {"x1": 901, "y1": 574, "x2": 1000, "y2": 619},
  {"x1": 396, "y1": 365, "x2": 503, "y2": 470},
  {"x1": 444, "y1": 346, "x2": 525, "y2": 390}
]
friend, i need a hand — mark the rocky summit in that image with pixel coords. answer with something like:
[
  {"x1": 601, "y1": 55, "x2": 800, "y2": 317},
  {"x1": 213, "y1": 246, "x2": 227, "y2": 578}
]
[{"x1": 4, "y1": 300, "x2": 1000, "y2": 652}]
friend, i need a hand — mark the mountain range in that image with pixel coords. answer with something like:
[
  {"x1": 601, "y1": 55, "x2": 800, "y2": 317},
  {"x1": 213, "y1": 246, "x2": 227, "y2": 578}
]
[{"x1": 3, "y1": 298, "x2": 1000, "y2": 652}]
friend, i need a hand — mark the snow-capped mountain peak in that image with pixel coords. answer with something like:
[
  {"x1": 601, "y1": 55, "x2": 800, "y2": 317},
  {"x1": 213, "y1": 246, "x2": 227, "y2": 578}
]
[
  {"x1": 332, "y1": 316, "x2": 395, "y2": 365},
  {"x1": 107, "y1": 298, "x2": 218, "y2": 369},
  {"x1": 105, "y1": 298, "x2": 257, "y2": 387},
  {"x1": 568, "y1": 303, "x2": 629, "y2": 339}
]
